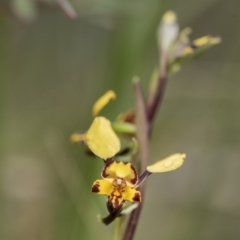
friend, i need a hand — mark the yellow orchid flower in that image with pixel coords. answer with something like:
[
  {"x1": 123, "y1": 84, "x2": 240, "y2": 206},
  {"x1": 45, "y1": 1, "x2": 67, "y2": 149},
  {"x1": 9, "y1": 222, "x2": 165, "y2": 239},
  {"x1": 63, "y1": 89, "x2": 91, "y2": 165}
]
[
  {"x1": 93, "y1": 153, "x2": 186, "y2": 225},
  {"x1": 92, "y1": 160, "x2": 141, "y2": 209},
  {"x1": 92, "y1": 153, "x2": 185, "y2": 211}
]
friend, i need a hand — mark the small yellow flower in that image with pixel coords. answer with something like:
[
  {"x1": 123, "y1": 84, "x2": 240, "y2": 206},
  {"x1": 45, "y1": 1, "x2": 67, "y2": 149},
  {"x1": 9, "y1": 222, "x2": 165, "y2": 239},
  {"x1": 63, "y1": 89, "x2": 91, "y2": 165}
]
[{"x1": 92, "y1": 160, "x2": 141, "y2": 208}]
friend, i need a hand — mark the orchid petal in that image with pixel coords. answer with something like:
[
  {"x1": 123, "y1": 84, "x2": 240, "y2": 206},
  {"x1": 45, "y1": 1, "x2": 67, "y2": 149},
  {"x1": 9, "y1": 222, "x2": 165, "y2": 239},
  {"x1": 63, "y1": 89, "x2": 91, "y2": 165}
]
[
  {"x1": 102, "y1": 161, "x2": 138, "y2": 185},
  {"x1": 147, "y1": 153, "x2": 186, "y2": 173},
  {"x1": 86, "y1": 117, "x2": 120, "y2": 159},
  {"x1": 92, "y1": 90, "x2": 116, "y2": 117}
]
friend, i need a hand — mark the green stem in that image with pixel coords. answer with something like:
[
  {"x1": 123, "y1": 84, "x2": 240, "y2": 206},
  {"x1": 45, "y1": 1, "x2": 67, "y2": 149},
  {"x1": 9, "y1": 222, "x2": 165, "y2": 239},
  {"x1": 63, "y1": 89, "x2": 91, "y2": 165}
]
[
  {"x1": 113, "y1": 216, "x2": 126, "y2": 240},
  {"x1": 0, "y1": 19, "x2": 5, "y2": 240}
]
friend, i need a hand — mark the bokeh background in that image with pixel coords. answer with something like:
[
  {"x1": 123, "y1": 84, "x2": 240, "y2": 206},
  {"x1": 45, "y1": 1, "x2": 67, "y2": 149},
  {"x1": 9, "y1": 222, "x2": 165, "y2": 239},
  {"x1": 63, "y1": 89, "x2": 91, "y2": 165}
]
[{"x1": 0, "y1": 0, "x2": 240, "y2": 239}]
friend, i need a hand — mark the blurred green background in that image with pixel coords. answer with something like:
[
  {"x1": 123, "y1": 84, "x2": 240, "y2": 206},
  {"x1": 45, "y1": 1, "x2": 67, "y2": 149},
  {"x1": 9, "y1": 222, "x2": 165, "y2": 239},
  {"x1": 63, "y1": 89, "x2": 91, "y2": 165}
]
[{"x1": 0, "y1": 0, "x2": 240, "y2": 240}]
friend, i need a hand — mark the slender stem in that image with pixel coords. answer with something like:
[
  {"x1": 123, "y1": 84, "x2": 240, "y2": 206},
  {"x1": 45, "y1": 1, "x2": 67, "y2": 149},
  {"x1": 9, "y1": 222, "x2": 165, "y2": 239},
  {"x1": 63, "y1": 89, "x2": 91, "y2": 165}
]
[
  {"x1": 134, "y1": 170, "x2": 151, "y2": 189},
  {"x1": 113, "y1": 217, "x2": 122, "y2": 240},
  {"x1": 122, "y1": 78, "x2": 150, "y2": 240},
  {"x1": 122, "y1": 183, "x2": 146, "y2": 240},
  {"x1": 122, "y1": 50, "x2": 168, "y2": 240},
  {"x1": 113, "y1": 216, "x2": 127, "y2": 240},
  {"x1": 147, "y1": 50, "x2": 168, "y2": 127}
]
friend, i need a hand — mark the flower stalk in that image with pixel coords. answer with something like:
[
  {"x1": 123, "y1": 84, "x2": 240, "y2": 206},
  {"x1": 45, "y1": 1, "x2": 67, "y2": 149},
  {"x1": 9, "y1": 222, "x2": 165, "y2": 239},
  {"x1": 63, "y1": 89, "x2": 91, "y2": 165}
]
[
  {"x1": 122, "y1": 11, "x2": 221, "y2": 240},
  {"x1": 122, "y1": 77, "x2": 150, "y2": 240},
  {"x1": 70, "y1": 9, "x2": 221, "y2": 240},
  {"x1": 123, "y1": 32, "x2": 169, "y2": 240}
]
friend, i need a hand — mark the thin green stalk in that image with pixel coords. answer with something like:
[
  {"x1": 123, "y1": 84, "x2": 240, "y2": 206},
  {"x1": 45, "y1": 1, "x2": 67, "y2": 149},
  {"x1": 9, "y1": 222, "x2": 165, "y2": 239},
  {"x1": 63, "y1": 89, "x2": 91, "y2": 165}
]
[
  {"x1": 0, "y1": 19, "x2": 6, "y2": 240},
  {"x1": 113, "y1": 216, "x2": 127, "y2": 240}
]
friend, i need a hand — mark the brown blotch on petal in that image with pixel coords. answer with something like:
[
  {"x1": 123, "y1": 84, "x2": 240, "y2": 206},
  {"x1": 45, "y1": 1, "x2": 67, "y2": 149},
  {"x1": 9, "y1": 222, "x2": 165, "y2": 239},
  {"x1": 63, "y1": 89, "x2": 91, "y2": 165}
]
[
  {"x1": 92, "y1": 182, "x2": 100, "y2": 193},
  {"x1": 114, "y1": 197, "x2": 120, "y2": 208},
  {"x1": 109, "y1": 196, "x2": 121, "y2": 209},
  {"x1": 130, "y1": 165, "x2": 138, "y2": 185},
  {"x1": 133, "y1": 192, "x2": 141, "y2": 202},
  {"x1": 102, "y1": 160, "x2": 114, "y2": 178}
]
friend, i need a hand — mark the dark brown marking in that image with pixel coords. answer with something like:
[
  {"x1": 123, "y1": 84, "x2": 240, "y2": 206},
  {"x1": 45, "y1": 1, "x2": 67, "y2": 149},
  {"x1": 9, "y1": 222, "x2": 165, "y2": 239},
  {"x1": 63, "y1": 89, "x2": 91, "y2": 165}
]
[
  {"x1": 130, "y1": 165, "x2": 138, "y2": 184},
  {"x1": 101, "y1": 202, "x2": 125, "y2": 225},
  {"x1": 133, "y1": 192, "x2": 141, "y2": 202},
  {"x1": 113, "y1": 197, "x2": 120, "y2": 208},
  {"x1": 102, "y1": 160, "x2": 114, "y2": 178},
  {"x1": 91, "y1": 182, "x2": 100, "y2": 193}
]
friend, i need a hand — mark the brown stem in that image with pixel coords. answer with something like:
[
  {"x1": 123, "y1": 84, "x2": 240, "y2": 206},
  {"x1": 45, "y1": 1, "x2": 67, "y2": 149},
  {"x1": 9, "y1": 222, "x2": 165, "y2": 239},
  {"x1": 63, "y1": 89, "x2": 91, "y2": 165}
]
[
  {"x1": 147, "y1": 73, "x2": 167, "y2": 132},
  {"x1": 122, "y1": 183, "x2": 146, "y2": 240},
  {"x1": 122, "y1": 50, "x2": 168, "y2": 240},
  {"x1": 147, "y1": 50, "x2": 168, "y2": 127}
]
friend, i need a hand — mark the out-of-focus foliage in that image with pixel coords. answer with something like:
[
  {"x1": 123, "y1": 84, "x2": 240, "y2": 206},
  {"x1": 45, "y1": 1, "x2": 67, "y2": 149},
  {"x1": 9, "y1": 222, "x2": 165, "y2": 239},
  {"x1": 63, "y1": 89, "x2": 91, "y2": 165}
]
[{"x1": 0, "y1": 0, "x2": 240, "y2": 240}]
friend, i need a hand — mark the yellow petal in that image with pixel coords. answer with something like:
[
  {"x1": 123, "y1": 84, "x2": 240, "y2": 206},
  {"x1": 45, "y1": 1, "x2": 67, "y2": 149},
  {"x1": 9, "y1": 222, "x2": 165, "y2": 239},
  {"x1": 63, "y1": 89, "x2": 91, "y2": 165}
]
[
  {"x1": 193, "y1": 35, "x2": 221, "y2": 47},
  {"x1": 102, "y1": 161, "x2": 138, "y2": 185},
  {"x1": 86, "y1": 117, "x2": 120, "y2": 159},
  {"x1": 91, "y1": 179, "x2": 113, "y2": 195},
  {"x1": 92, "y1": 90, "x2": 116, "y2": 117},
  {"x1": 109, "y1": 195, "x2": 125, "y2": 208},
  {"x1": 123, "y1": 186, "x2": 141, "y2": 203},
  {"x1": 108, "y1": 187, "x2": 141, "y2": 208},
  {"x1": 147, "y1": 153, "x2": 186, "y2": 173},
  {"x1": 180, "y1": 35, "x2": 221, "y2": 58},
  {"x1": 70, "y1": 133, "x2": 86, "y2": 143}
]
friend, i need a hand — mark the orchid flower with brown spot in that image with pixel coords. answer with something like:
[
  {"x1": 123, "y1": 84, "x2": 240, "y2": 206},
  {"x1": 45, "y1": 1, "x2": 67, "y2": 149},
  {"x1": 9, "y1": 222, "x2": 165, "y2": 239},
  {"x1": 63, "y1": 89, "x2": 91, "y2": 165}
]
[
  {"x1": 92, "y1": 153, "x2": 186, "y2": 225},
  {"x1": 70, "y1": 90, "x2": 186, "y2": 225},
  {"x1": 92, "y1": 161, "x2": 141, "y2": 210},
  {"x1": 69, "y1": 10, "x2": 221, "y2": 240}
]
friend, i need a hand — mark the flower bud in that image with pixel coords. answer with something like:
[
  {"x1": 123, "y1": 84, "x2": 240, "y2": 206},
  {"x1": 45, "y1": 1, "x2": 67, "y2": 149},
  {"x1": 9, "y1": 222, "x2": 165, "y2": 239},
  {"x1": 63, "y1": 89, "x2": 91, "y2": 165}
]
[{"x1": 157, "y1": 11, "x2": 179, "y2": 53}]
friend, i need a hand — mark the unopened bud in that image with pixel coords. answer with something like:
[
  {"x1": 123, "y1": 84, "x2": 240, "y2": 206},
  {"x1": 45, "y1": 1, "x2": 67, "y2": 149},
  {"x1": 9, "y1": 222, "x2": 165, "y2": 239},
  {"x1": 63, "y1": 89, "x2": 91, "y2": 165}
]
[{"x1": 157, "y1": 11, "x2": 179, "y2": 52}]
